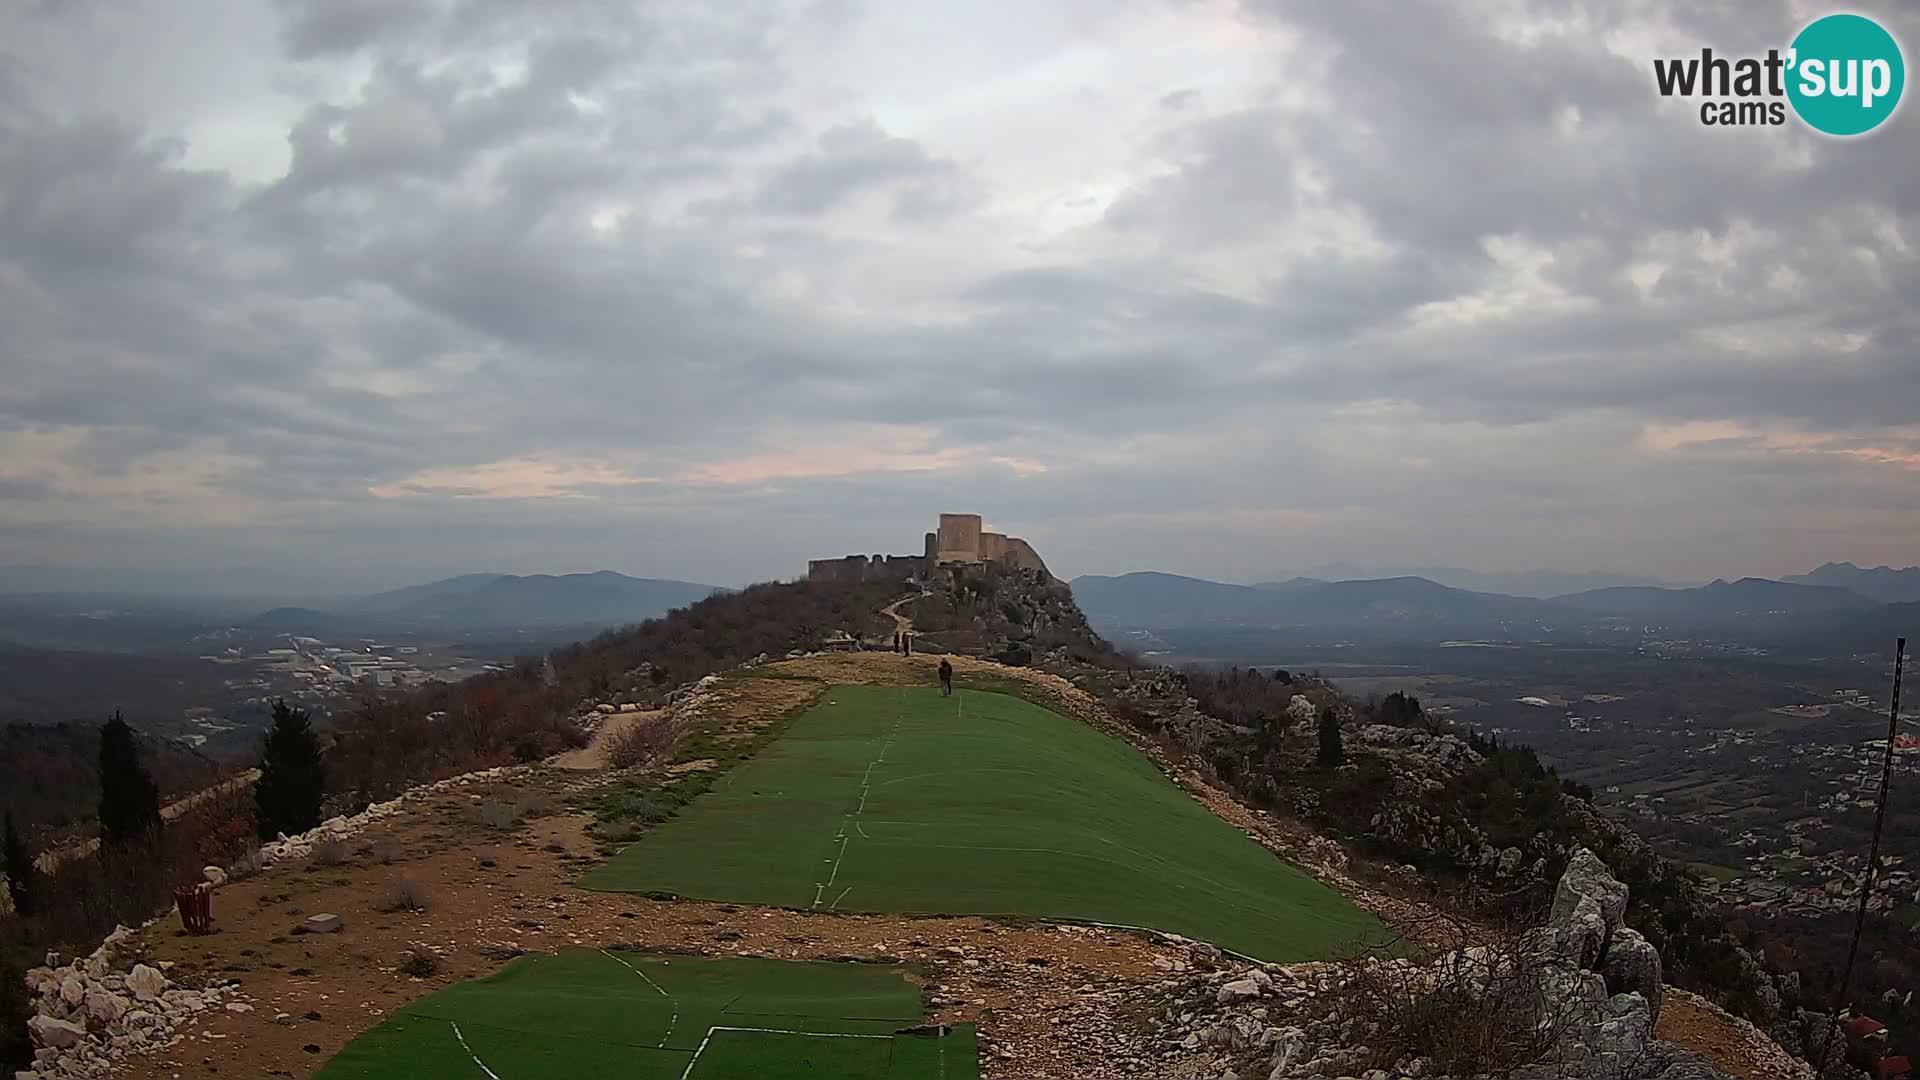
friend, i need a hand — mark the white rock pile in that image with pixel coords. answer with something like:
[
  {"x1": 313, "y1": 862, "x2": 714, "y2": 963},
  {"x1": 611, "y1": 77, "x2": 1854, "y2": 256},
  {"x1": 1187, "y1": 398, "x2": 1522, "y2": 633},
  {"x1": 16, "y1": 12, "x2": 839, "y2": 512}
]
[
  {"x1": 258, "y1": 764, "x2": 527, "y2": 864},
  {"x1": 19, "y1": 925, "x2": 248, "y2": 1079}
]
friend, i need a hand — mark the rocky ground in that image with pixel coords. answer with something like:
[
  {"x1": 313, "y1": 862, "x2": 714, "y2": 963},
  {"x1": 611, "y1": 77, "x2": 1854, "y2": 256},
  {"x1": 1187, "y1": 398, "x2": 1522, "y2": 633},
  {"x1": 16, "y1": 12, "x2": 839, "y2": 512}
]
[{"x1": 18, "y1": 649, "x2": 1810, "y2": 1080}]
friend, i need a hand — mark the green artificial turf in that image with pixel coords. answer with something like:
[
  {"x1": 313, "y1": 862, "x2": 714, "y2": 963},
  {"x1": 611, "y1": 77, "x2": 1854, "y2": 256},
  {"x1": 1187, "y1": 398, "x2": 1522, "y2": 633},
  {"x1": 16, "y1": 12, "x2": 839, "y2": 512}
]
[
  {"x1": 582, "y1": 685, "x2": 1382, "y2": 961},
  {"x1": 315, "y1": 950, "x2": 975, "y2": 1080}
]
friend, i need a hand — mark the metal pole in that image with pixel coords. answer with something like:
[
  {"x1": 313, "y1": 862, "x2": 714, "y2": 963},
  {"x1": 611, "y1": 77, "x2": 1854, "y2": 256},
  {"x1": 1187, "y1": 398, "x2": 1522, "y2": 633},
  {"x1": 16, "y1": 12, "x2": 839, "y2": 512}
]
[{"x1": 1816, "y1": 637, "x2": 1906, "y2": 1072}]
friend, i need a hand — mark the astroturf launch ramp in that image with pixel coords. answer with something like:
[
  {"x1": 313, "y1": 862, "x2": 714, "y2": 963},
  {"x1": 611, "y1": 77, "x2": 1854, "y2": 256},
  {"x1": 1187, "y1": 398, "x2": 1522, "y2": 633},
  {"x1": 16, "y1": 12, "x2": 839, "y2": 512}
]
[
  {"x1": 315, "y1": 950, "x2": 976, "y2": 1080},
  {"x1": 583, "y1": 685, "x2": 1380, "y2": 961}
]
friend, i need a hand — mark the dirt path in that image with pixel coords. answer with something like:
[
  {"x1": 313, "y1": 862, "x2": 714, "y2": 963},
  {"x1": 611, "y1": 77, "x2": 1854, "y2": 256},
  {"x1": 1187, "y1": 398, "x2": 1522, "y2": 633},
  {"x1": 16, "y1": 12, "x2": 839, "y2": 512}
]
[
  {"x1": 880, "y1": 590, "x2": 931, "y2": 635},
  {"x1": 1658, "y1": 988, "x2": 1813, "y2": 1080},
  {"x1": 549, "y1": 709, "x2": 668, "y2": 770}
]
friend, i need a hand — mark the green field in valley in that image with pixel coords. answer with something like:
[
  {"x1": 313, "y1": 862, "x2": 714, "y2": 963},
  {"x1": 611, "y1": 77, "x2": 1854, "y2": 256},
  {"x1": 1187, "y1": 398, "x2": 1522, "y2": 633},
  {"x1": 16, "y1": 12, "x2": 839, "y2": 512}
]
[
  {"x1": 583, "y1": 685, "x2": 1381, "y2": 961},
  {"x1": 315, "y1": 950, "x2": 975, "y2": 1080}
]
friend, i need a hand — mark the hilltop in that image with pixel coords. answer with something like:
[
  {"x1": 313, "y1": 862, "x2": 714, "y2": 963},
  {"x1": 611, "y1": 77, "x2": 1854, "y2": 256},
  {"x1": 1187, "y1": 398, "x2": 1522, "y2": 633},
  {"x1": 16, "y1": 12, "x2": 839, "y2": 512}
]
[{"x1": 4, "y1": 562, "x2": 1836, "y2": 1079}]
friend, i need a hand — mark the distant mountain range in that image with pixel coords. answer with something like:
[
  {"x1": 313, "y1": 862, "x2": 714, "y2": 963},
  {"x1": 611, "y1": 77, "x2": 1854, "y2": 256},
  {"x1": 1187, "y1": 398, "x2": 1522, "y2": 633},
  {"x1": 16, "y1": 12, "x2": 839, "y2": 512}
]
[
  {"x1": 0, "y1": 571, "x2": 726, "y2": 654},
  {"x1": 1783, "y1": 562, "x2": 1920, "y2": 605},
  {"x1": 1282, "y1": 564, "x2": 1684, "y2": 599},
  {"x1": 1069, "y1": 566, "x2": 1917, "y2": 650},
  {"x1": 1071, "y1": 572, "x2": 1562, "y2": 636},
  {"x1": 259, "y1": 572, "x2": 724, "y2": 632},
  {"x1": 1549, "y1": 577, "x2": 1877, "y2": 618}
]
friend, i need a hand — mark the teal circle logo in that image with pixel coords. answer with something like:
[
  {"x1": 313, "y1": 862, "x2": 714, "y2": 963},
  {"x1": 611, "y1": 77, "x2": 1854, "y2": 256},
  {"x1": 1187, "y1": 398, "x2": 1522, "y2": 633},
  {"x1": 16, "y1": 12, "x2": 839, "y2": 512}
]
[{"x1": 1786, "y1": 13, "x2": 1905, "y2": 136}]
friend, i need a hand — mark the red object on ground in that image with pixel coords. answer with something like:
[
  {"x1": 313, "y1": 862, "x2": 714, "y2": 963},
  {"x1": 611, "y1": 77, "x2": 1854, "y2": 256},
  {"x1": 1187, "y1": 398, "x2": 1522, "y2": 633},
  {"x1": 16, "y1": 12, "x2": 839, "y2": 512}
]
[
  {"x1": 1848, "y1": 1016, "x2": 1890, "y2": 1040},
  {"x1": 1875, "y1": 1056, "x2": 1911, "y2": 1080},
  {"x1": 174, "y1": 882, "x2": 214, "y2": 934}
]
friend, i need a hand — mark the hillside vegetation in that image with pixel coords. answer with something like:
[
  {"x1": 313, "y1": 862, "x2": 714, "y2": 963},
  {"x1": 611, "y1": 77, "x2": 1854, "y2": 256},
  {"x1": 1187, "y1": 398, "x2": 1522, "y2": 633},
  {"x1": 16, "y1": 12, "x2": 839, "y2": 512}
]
[
  {"x1": 3, "y1": 563, "x2": 1848, "y2": 1078},
  {"x1": 908, "y1": 563, "x2": 1842, "y2": 1066}
]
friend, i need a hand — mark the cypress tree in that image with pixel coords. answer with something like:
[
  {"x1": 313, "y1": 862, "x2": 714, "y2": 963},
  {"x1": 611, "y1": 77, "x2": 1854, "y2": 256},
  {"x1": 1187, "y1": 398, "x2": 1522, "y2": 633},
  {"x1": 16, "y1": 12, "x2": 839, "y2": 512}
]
[
  {"x1": 3, "y1": 811, "x2": 34, "y2": 917},
  {"x1": 98, "y1": 711, "x2": 162, "y2": 845},
  {"x1": 1317, "y1": 706, "x2": 1346, "y2": 768},
  {"x1": 255, "y1": 700, "x2": 327, "y2": 840}
]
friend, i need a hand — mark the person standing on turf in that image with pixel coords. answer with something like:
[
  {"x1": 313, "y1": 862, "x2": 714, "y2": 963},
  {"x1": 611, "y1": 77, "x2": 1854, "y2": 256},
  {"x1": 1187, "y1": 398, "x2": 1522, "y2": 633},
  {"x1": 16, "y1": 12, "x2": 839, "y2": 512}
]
[{"x1": 938, "y1": 658, "x2": 953, "y2": 697}]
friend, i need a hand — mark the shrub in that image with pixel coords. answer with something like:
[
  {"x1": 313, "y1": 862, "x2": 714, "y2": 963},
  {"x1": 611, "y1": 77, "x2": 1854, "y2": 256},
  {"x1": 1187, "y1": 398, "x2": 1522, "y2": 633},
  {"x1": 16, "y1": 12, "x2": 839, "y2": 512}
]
[
  {"x1": 397, "y1": 946, "x2": 440, "y2": 977},
  {"x1": 993, "y1": 640, "x2": 1033, "y2": 667},
  {"x1": 1317, "y1": 707, "x2": 1346, "y2": 768},
  {"x1": 514, "y1": 791, "x2": 554, "y2": 820},
  {"x1": 1327, "y1": 922, "x2": 1586, "y2": 1078},
  {"x1": 4, "y1": 812, "x2": 35, "y2": 917},
  {"x1": 227, "y1": 848, "x2": 265, "y2": 882},
  {"x1": 472, "y1": 800, "x2": 519, "y2": 830},
  {"x1": 183, "y1": 788, "x2": 256, "y2": 872},
  {"x1": 604, "y1": 716, "x2": 682, "y2": 771},
  {"x1": 255, "y1": 700, "x2": 326, "y2": 840},
  {"x1": 381, "y1": 878, "x2": 429, "y2": 913},
  {"x1": 307, "y1": 838, "x2": 350, "y2": 868},
  {"x1": 98, "y1": 712, "x2": 162, "y2": 846},
  {"x1": 1, "y1": 940, "x2": 32, "y2": 1073}
]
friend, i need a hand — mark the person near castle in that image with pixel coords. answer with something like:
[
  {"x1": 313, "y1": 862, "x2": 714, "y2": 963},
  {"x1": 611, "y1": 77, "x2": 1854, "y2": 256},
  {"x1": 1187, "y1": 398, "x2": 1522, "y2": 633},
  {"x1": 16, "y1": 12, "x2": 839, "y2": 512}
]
[{"x1": 938, "y1": 658, "x2": 954, "y2": 697}]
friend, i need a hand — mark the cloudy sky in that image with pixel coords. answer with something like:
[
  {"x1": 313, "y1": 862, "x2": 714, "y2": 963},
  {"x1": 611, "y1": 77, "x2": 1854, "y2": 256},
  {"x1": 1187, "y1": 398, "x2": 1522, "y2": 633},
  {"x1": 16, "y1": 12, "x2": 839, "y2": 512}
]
[{"x1": 2, "y1": 0, "x2": 1916, "y2": 594}]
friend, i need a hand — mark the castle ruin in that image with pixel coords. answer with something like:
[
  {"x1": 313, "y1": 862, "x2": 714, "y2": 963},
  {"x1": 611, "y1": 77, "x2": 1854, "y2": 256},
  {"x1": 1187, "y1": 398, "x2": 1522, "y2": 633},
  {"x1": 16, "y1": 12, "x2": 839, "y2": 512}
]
[{"x1": 807, "y1": 513, "x2": 1052, "y2": 583}]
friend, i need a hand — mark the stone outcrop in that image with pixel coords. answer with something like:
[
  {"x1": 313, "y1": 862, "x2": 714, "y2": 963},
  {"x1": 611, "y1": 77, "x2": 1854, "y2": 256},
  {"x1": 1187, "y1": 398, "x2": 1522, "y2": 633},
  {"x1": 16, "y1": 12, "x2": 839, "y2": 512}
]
[
  {"x1": 19, "y1": 925, "x2": 248, "y2": 1079},
  {"x1": 1144, "y1": 850, "x2": 1755, "y2": 1080}
]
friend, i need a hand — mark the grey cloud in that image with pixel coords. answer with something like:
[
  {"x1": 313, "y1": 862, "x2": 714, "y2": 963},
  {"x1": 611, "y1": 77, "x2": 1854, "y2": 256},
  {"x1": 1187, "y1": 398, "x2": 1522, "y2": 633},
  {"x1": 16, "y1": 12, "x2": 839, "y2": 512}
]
[
  {"x1": 755, "y1": 121, "x2": 969, "y2": 216},
  {"x1": 276, "y1": 0, "x2": 428, "y2": 59},
  {"x1": 3, "y1": 0, "x2": 1918, "y2": 587}
]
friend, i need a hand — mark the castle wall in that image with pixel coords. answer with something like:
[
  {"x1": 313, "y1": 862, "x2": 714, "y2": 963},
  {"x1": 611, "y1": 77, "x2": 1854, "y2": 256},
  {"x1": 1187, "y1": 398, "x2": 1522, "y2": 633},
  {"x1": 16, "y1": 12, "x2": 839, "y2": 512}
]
[
  {"x1": 809, "y1": 514, "x2": 1052, "y2": 582},
  {"x1": 807, "y1": 554, "x2": 927, "y2": 584},
  {"x1": 998, "y1": 537, "x2": 1052, "y2": 578},
  {"x1": 936, "y1": 513, "x2": 983, "y2": 563}
]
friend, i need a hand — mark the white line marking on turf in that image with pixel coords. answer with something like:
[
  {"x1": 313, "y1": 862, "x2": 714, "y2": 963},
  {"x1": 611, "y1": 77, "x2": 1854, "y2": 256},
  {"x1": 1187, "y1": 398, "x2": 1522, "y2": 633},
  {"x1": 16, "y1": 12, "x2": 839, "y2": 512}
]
[
  {"x1": 812, "y1": 699, "x2": 905, "y2": 908},
  {"x1": 449, "y1": 1021, "x2": 502, "y2": 1080},
  {"x1": 601, "y1": 949, "x2": 678, "y2": 1048},
  {"x1": 830, "y1": 884, "x2": 853, "y2": 910},
  {"x1": 678, "y1": 1025, "x2": 894, "y2": 1080},
  {"x1": 820, "y1": 831, "x2": 852, "y2": 898}
]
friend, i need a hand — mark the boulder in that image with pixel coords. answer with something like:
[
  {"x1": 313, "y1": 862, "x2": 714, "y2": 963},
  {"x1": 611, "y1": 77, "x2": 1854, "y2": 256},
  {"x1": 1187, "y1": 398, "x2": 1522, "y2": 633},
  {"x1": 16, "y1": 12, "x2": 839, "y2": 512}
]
[
  {"x1": 203, "y1": 865, "x2": 227, "y2": 887},
  {"x1": 1601, "y1": 927, "x2": 1664, "y2": 1024},
  {"x1": 126, "y1": 964, "x2": 166, "y2": 1002},
  {"x1": 1216, "y1": 977, "x2": 1264, "y2": 1005},
  {"x1": 303, "y1": 913, "x2": 344, "y2": 934},
  {"x1": 1551, "y1": 848, "x2": 1628, "y2": 944},
  {"x1": 27, "y1": 1017, "x2": 85, "y2": 1050},
  {"x1": 83, "y1": 990, "x2": 127, "y2": 1025},
  {"x1": 58, "y1": 978, "x2": 84, "y2": 1007},
  {"x1": 1558, "y1": 893, "x2": 1610, "y2": 969}
]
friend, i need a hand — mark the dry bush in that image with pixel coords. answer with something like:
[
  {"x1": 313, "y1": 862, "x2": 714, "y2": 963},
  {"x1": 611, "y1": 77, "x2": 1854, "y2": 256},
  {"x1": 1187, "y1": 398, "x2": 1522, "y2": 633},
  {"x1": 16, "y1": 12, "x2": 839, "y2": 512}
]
[
  {"x1": 604, "y1": 715, "x2": 683, "y2": 770},
  {"x1": 32, "y1": 836, "x2": 173, "y2": 950},
  {"x1": 397, "y1": 946, "x2": 440, "y2": 977},
  {"x1": 1327, "y1": 919, "x2": 1585, "y2": 1079},
  {"x1": 380, "y1": 877, "x2": 430, "y2": 913},
  {"x1": 306, "y1": 838, "x2": 350, "y2": 869},
  {"x1": 471, "y1": 800, "x2": 519, "y2": 830},
  {"x1": 363, "y1": 837, "x2": 400, "y2": 865},
  {"x1": 226, "y1": 848, "x2": 265, "y2": 882},
  {"x1": 513, "y1": 790, "x2": 554, "y2": 820}
]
